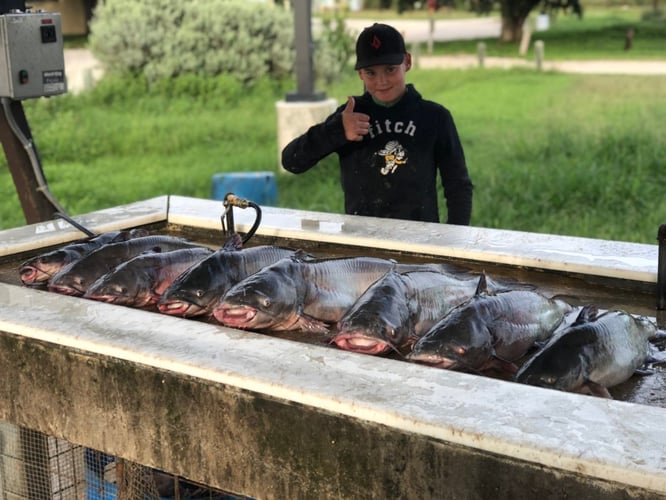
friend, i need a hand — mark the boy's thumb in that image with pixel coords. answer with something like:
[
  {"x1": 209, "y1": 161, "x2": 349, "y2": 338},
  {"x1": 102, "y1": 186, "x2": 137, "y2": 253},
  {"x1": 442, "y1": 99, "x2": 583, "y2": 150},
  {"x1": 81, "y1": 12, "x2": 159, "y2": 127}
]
[{"x1": 344, "y1": 96, "x2": 355, "y2": 113}]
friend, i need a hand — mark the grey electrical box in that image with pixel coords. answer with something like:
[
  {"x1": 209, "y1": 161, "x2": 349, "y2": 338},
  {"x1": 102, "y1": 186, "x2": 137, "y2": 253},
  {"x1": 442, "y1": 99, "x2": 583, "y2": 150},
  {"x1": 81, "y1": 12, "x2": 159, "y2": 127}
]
[{"x1": 0, "y1": 11, "x2": 66, "y2": 99}]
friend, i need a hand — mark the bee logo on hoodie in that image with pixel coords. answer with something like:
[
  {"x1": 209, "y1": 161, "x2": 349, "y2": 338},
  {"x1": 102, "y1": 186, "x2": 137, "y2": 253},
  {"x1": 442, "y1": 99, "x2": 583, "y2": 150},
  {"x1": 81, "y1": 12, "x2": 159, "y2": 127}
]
[{"x1": 377, "y1": 140, "x2": 407, "y2": 175}]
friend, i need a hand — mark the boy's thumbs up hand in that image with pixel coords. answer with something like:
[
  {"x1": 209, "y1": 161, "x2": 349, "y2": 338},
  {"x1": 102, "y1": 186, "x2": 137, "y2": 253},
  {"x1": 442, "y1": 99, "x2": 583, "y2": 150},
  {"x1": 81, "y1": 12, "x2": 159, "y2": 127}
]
[{"x1": 342, "y1": 96, "x2": 370, "y2": 142}]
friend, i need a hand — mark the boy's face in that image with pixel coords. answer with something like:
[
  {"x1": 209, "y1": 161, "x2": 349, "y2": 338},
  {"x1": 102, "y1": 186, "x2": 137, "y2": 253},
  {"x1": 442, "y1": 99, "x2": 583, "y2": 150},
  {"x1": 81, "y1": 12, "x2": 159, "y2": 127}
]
[{"x1": 357, "y1": 53, "x2": 412, "y2": 104}]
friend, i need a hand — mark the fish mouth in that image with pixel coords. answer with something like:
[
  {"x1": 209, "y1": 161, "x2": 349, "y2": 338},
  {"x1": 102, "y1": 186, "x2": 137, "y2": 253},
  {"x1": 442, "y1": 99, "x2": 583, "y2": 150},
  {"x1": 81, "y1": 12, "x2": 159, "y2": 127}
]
[
  {"x1": 407, "y1": 353, "x2": 459, "y2": 370},
  {"x1": 332, "y1": 332, "x2": 392, "y2": 355},
  {"x1": 214, "y1": 305, "x2": 258, "y2": 328},
  {"x1": 85, "y1": 294, "x2": 123, "y2": 304},
  {"x1": 157, "y1": 300, "x2": 206, "y2": 317},
  {"x1": 19, "y1": 265, "x2": 51, "y2": 286},
  {"x1": 48, "y1": 285, "x2": 84, "y2": 297}
]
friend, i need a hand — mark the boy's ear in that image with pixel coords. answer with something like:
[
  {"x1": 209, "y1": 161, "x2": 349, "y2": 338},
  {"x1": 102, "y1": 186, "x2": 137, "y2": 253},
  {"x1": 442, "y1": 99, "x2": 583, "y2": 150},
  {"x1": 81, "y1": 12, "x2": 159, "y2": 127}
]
[{"x1": 404, "y1": 53, "x2": 412, "y2": 71}]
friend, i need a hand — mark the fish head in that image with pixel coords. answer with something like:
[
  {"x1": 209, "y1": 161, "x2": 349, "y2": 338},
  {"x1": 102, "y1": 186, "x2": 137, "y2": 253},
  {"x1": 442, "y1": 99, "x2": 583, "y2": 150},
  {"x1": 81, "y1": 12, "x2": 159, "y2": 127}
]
[
  {"x1": 158, "y1": 284, "x2": 214, "y2": 316},
  {"x1": 158, "y1": 253, "x2": 234, "y2": 317},
  {"x1": 632, "y1": 314, "x2": 658, "y2": 341},
  {"x1": 213, "y1": 260, "x2": 300, "y2": 330},
  {"x1": 335, "y1": 271, "x2": 412, "y2": 354},
  {"x1": 47, "y1": 262, "x2": 92, "y2": 296},
  {"x1": 407, "y1": 305, "x2": 493, "y2": 372},
  {"x1": 19, "y1": 249, "x2": 75, "y2": 286},
  {"x1": 85, "y1": 265, "x2": 155, "y2": 307},
  {"x1": 85, "y1": 276, "x2": 131, "y2": 304},
  {"x1": 515, "y1": 333, "x2": 586, "y2": 391}
]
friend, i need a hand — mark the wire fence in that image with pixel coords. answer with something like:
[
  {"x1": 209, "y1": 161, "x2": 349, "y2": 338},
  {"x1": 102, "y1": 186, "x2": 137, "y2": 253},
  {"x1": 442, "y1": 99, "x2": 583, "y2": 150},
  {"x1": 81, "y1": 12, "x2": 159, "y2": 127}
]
[{"x1": 0, "y1": 421, "x2": 248, "y2": 500}]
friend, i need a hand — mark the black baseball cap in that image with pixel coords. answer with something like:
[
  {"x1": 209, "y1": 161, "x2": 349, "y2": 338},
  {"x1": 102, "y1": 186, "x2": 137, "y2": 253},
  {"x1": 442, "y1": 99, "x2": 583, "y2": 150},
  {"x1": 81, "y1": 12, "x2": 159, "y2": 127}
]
[{"x1": 354, "y1": 23, "x2": 406, "y2": 70}]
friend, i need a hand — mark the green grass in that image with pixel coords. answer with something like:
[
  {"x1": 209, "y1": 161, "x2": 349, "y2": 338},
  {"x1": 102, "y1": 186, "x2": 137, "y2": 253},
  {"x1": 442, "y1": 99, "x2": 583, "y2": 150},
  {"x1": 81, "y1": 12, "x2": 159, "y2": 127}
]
[{"x1": 1, "y1": 10, "x2": 665, "y2": 244}]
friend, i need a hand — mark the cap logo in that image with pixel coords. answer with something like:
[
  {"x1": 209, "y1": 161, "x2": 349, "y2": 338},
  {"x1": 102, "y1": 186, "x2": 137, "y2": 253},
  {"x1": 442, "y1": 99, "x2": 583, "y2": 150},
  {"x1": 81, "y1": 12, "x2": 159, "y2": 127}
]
[{"x1": 371, "y1": 35, "x2": 381, "y2": 50}]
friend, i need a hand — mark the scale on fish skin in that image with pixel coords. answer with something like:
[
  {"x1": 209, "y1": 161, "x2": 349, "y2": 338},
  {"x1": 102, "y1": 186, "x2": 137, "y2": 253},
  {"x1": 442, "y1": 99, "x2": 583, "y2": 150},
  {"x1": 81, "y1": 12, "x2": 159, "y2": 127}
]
[{"x1": 221, "y1": 193, "x2": 262, "y2": 245}]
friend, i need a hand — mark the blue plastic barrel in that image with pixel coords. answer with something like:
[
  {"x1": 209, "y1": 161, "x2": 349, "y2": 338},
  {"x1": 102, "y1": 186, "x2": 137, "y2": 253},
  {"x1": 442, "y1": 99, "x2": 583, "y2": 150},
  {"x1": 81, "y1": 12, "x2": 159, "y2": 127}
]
[{"x1": 211, "y1": 171, "x2": 278, "y2": 206}]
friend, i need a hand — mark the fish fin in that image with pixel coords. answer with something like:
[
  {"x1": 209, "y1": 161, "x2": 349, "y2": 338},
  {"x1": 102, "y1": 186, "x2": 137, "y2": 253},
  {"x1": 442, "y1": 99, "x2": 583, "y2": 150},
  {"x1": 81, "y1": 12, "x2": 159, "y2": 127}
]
[
  {"x1": 550, "y1": 293, "x2": 580, "y2": 305},
  {"x1": 474, "y1": 272, "x2": 490, "y2": 296},
  {"x1": 486, "y1": 275, "x2": 536, "y2": 292},
  {"x1": 428, "y1": 262, "x2": 468, "y2": 275},
  {"x1": 649, "y1": 328, "x2": 666, "y2": 343},
  {"x1": 222, "y1": 233, "x2": 243, "y2": 251},
  {"x1": 572, "y1": 304, "x2": 599, "y2": 325},
  {"x1": 110, "y1": 231, "x2": 130, "y2": 242},
  {"x1": 482, "y1": 356, "x2": 518, "y2": 378},
  {"x1": 633, "y1": 366, "x2": 655, "y2": 376},
  {"x1": 115, "y1": 228, "x2": 150, "y2": 242},
  {"x1": 293, "y1": 249, "x2": 317, "y2": 262},
  {"x1": 296, "y1": 314, "x2": 330, "y2": 334},
  {"x1": 128, "y1": 228, "x2": 151, "y2": 238},
  {"x1": 645, "y1": 345, "x2": 666, "y2": 365},
  {"x1": 578, "y1": 380, "x2": 612, "y2": 399}
]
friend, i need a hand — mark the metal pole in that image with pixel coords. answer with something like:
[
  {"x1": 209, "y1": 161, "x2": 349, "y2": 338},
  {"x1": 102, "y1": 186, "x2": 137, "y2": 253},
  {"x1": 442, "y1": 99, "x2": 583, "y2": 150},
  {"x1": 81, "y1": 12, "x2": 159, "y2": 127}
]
[
  {"x1": 657, "y1": 223, "x2": 666, "y2": 310},
  {"x1": 286, "y1": 0, "x2": 324, "y2": 102},
  {"x1": 0, "y1": 99, "x2": 59, "y2": 223}
]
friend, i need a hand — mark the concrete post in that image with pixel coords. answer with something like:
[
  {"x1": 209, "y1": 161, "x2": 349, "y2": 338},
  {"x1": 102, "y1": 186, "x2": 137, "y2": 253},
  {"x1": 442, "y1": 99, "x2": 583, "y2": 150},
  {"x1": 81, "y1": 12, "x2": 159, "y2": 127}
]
[
  {"x1": 411, "y1": 42, "x2": 420, "y2": 70},
  {"x1": 534, "y1": 40, "x2": 545, "y2": 71},
  {"x1": 477, "y1": 42, "x2": 486, "y2": 68},
  {"x1": 275, "y1": 98, "x2": 337, "y2": 172},
  {"x1": 427, "y1": 17, "x2": 435, "y2": 54}
]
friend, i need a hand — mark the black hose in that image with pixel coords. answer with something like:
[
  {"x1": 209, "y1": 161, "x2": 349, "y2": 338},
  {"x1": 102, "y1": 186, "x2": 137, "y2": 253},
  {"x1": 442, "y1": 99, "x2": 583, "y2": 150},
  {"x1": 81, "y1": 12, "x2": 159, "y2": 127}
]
[
  {"x1": 54, "y1": 211, "x2": 96, "y2": 238},
  {"x1": 222, "y1": 193, "x2": 262, "y2": 245},
  {"x1": 242, "y1": 201, "x2": 262, "y2": 244}
]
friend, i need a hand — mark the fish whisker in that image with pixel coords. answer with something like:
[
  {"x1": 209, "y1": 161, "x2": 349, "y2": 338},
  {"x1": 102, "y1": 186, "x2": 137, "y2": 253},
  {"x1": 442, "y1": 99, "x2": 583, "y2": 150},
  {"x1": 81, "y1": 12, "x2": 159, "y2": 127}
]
[{"x1": 386, "y1": 341, "x2": 406, "y2": 358}]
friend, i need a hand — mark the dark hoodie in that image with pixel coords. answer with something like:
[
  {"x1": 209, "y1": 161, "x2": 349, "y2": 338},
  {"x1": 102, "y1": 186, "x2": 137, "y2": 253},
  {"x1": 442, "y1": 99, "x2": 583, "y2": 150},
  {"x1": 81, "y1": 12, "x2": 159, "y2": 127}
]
[{"x1": 281, "y1": 84, "x2": 473, "y2": 224}]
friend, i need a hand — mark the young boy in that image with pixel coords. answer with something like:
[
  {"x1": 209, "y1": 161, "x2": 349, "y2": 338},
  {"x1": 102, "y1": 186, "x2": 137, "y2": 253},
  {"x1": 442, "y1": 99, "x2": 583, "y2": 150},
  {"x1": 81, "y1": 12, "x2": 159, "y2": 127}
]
[{"x1": 281, "y1": 23, "x2": 473, "y2": 224}]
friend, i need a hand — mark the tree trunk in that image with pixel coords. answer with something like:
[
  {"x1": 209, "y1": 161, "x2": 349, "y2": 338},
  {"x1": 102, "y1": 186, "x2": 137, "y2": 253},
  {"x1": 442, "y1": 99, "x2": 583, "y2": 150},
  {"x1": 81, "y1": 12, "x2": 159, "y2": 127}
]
[
  {"x1": 499, "y1": 0, "x2": 542, "y2": 42},
  {"x1": 500, "y1": 15, "x2": 526, "y2": 42}
]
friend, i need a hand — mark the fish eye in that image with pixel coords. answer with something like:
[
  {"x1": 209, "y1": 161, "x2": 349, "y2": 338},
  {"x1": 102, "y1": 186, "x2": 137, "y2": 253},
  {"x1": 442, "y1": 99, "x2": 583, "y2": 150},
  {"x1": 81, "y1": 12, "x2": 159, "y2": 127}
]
[
  {"x1": 455, "y1": 346, "x2": 466, "y2": 356},
  {"x1": 383, "y1": 326, "x2": 397, "y2": 340},
  {"x1": 195, "y1": 289, "x2": 205, "y2": 298},
  {"x1": 262, "y1": 298, "x2": 272, "y2": 308}
]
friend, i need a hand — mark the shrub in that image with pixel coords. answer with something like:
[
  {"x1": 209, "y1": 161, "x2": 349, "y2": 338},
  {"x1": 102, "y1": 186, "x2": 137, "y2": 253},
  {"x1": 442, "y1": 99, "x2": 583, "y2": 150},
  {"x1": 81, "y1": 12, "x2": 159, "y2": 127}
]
[
  {"x1": 89, "y1": 0, "x2": 354, "y2": 88},
  {"x1": 318, "y1": 12, "x2": 357, "y2": 85}
]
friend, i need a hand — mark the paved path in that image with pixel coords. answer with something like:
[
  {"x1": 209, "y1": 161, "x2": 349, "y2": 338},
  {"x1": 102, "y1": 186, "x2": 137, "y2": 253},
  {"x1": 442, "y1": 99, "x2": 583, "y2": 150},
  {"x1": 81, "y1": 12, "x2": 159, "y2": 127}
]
[
  {"x1": 416, "y1": 54, "x2": 666, "y2": 74},
  {"x1": 64, "y1": 48, "x2": 105, "y2": 94},
  {"x1": 343, "y1": 17, "x2": 502, "y2": 42}
]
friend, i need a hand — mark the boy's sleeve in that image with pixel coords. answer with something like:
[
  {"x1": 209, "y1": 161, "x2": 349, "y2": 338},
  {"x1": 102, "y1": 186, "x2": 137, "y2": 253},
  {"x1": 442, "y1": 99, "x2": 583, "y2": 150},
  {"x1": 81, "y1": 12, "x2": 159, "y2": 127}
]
[
  {"x1": 436, "y1": 109, "x2": 474, "y2": 225},
  {"x1": 281, "y1": 108, "x2": 349, "y2": 174}
]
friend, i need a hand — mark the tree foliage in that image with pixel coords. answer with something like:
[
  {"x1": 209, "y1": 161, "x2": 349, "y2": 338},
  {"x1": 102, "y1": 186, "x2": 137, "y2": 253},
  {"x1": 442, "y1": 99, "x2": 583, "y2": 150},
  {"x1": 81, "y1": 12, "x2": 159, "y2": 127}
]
[{"x1": 89, "y1": 0, "x2": 355, "y2": 87}]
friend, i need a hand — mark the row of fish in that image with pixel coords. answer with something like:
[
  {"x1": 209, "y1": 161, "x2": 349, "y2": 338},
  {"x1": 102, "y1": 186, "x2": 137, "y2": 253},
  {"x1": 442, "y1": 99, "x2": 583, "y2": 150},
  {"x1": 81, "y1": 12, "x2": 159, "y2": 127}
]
[{"x1": 18, "y1": 230, "x2": 666, "y2": 399}]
